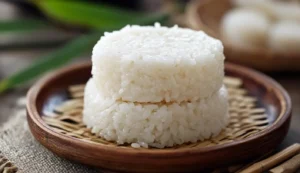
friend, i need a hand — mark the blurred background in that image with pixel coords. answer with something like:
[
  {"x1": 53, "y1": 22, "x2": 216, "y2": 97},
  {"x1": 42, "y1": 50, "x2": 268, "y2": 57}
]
[
  {"x1": 0, "y1": 0, "x2": 185, "y2": 80},
  {"x1": 0, "y1": 0, "x2": 173, "y2": 75},
  {"x1": 0, "y1": 0, "x2": 299, "y2": 148},
  {"x1": 0, "y1": 0, "x2": 187, "y2": 123}
]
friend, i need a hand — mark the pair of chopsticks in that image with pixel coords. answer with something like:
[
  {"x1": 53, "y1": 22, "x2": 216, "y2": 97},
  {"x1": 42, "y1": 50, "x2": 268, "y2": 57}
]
[
  {"x1": 240, "y1": 143, "x2": 300, "y2": 173},
  {"x1": 228, "y1": 143, "x2": 300, "y2": 173},
  {"x1": 213, "y1": 143, "x2": 300, "y2": 173}
]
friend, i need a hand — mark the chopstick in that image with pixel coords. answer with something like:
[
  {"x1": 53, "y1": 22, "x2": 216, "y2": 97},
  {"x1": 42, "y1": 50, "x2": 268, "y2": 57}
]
[{"x1": 239, "y1": 143, "x2": 300, "y2": 173}]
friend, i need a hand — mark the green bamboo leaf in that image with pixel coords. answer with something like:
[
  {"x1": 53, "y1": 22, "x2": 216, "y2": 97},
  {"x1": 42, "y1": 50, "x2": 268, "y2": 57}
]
[
  {"x1": 0, "y1": 32, "x2": 101, "y2": 93},
  {"x1": 0, "y1": 19, "x2": 48, "y2": 33},
  {"x1": 33, "y1": 0, "x2": 168, "y2": 30}
]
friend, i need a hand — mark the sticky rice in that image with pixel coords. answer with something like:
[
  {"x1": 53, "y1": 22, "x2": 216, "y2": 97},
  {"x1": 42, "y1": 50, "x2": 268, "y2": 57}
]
[
  {"x1": 83, "y1": 78, "x2": 228, "y2": 148},
  {"x1": 92, "y1": 23, "x2": 224, "y2": 103}
]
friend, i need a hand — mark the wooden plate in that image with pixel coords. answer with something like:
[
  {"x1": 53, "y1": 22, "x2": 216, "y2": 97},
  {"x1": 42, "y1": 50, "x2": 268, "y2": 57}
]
[
  {"x1": 26, "y1": 62, "x2": 291, "y2": 173},
  {"x1": 186, "y1": 0, "x2": 300, "y2": 72}
]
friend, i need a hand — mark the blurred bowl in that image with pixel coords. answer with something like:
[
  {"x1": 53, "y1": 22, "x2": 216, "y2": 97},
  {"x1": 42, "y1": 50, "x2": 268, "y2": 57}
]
[{"x1": 186, "y1": 0, "x2": 300, "y2": 72}]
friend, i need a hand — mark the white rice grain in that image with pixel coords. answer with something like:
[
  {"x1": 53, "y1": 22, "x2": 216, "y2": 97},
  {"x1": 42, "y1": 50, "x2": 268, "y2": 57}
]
[
  {"x1": 83, "y1": 78, "x2": 228, "y2": 148},
  {"x1": 92, "y1": 23, "x2": 225, "y2": 103},
  {"x1": 131, "y1": 143, "x2": 141, "y2": 148}
]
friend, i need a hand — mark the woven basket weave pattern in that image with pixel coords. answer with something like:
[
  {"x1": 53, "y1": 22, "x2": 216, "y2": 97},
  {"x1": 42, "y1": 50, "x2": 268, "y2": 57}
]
[{"x1": 42, "y1": 76, "x2": 268, "y2": 149}]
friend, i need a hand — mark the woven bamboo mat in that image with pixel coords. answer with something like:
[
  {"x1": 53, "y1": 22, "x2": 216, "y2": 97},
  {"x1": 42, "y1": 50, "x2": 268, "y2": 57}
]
[{"x1": 43, "y1": 76, "x2": 268, "y2": 149}]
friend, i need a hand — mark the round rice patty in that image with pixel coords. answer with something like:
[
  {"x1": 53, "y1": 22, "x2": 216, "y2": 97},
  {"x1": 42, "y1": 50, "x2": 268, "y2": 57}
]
[
  {"x1": 83, "y1": 78, "x2": 228, "y2": 148},
  {"x1": 92, "y1": 23, "x2": 225, "y2": 103}
]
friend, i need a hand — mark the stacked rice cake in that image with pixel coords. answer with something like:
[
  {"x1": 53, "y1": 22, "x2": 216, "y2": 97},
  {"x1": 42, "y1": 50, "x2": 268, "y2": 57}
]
[{"x1": 83, "y1": 24, "x2": 228, "y2": 148}]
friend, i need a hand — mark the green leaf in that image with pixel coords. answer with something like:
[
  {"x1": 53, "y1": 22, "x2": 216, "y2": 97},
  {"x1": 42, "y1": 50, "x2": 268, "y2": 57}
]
[
  {"x1": 0, "y1": 32, "x2": 101, "y2": 93},
  {"x1": 0, "y1": 19, "x2": 48, "y2": 33},
  {"x1": 33, "y1": 0, "x2": 168, "y2": 30}
]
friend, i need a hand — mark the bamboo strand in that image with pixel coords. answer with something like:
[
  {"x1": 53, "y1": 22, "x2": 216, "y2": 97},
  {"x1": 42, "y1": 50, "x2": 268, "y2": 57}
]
[
  {"x1": 240, "y1": 144, "x2": 300, "y2": 173},
  {"x1": 235, "y1": 151, "x2": 274, "y2": 173},
  {"x1": 269, "y1": 153, "x2": 300, "y2": 173},
  {"x1": 224, "y1": 76, "x2": 243, "y2": 88},
  {"x1": 68, "y1": 84, "x2": 85, "y2": 93}
]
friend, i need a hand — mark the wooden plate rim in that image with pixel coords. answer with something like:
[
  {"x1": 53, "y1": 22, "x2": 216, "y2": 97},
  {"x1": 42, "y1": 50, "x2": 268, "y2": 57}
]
[{"x1": 26, "y1": 62, "x2": 291, "y2": 156}]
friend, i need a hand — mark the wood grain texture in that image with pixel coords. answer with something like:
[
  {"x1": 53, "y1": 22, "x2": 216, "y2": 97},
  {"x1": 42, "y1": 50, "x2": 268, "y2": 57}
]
[
  {"x1": 26, "y1": 62, "x2": 292, "y2": 173},
  {"x1": 185, "y1": 0, "x2": 300, "y2": 72}
]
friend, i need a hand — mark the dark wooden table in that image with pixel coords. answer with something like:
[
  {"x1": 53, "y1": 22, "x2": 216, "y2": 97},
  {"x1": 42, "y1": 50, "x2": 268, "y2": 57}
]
[{"x1": 273, "y1": 73, "x2": 300, "y2": 149}]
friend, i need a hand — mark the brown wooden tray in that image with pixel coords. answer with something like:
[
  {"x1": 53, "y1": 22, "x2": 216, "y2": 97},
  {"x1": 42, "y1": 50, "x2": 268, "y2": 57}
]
[
  {"x1": 26, "y1": 62, "x2": 292, "y2": 173},
  {"x1": 186, "y1": 0, "x2": 300, "y2": 72}
]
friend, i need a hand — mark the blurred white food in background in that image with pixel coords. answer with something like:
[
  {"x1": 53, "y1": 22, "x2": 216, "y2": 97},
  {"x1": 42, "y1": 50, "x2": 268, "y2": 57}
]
[
  {"x1": 271, "y1": 2, "x2": 300, "y2": 21},
  {"x1": 233, "y1": 0, "x2": 300, "y2": 21},
  {"x1": 228, "y1": 0, "x2": 300, "y2": 53},
  {"x1": 0, "y1": 2, "x2": 20, "y2": 20},
  {"x1": 269, "y1": 21, "x2": 300, "y2": 54},
  {"x1": 221, "y1": 8, "x2": 271, "y2": 49},
  {"x1": 232, "y1": 0, "x2": 275, "y2": 19}
]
